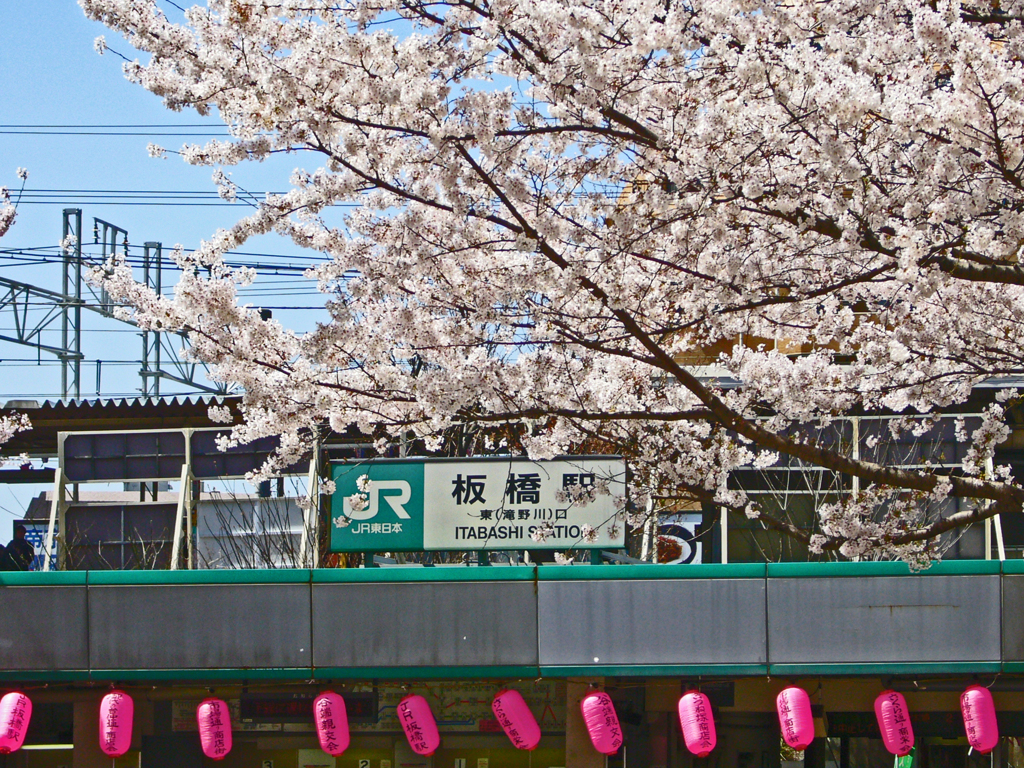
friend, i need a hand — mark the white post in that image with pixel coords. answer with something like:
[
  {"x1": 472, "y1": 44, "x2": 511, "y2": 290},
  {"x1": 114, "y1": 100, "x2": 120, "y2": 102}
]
[
  {"x1": 851, "y1": 417, "x2": 860, "y2": 499},
  {"x1": 299, "y1": 457, "x2": 319, "y2": 568},
  {"x1": 187, "y1": 477, "x2": 196, "y2": 570},
  {"x1": 720, "y1": 505, "x2": 729, "y2": 564},
  {"x1": 170, "y1": 464, "x2": 190, "y2": 570},
  {"x1": 848, "y1": 417, "x2": 863, "y2": 561},
  {"x1": 988, "y1": 457, "x2": 1006, "y2": 561},
  {"x1": 639, "y1": 498, "x2": 655, "y2": 562},
  {"x1": 42, "y1": 468, "x2": 63, "y2": 572}
]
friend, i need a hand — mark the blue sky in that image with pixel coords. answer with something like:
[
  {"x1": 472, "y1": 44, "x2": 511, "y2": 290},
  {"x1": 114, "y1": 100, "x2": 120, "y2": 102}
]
[
  {"x1": 0, "y1": 4, "x2": 405, "y2": 529},
  {"x1": 0, "y1": 2, "x2": 330, "y2": 402}
]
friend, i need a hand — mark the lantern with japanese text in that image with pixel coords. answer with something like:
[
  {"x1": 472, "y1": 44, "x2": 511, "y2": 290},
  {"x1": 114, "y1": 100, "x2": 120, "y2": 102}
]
[
  {"x1": 397, "y1": 694, "x2": 440, "y2": 756},
  {"x1": 776, "y1": 687, "x2": 814, "y2": 751},
  {"x1": 874, "y1": 690, "x2": 914, "y2": 757},
  {"x1": 313, "y1": 691, "x2": 350, "y2": 756},
  {"x1": 678, "y1": 691, "x2": 717, "y2": 757},
  {"x1": 580, "y1": 690, "x2": 624, "y2": 755},
  {"x1": 99, "y1": 690, "x2": 134, "y2": 757},
  {"x1": 492, "y1": 689, "x2": 541, "y2": 751},
  {"x1": 961, "y1": 685, "x2": 999, "y2": 754},
  {"x1": 197, "y1": 698, "x2": 233, "y2": 761},
  {"x1": 0, "y1": 692, "x2": 31, "y2": 754}
]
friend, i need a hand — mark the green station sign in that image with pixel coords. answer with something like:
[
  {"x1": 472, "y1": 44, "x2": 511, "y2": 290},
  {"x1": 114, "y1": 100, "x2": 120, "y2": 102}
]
[{"x1": 330, "y1": 457, "x2": 626, "y2": 552}]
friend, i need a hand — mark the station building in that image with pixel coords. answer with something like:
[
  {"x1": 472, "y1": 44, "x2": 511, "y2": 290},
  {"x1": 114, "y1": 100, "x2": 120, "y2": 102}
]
[{"x1": 0, "y1": 397, "x2": 1022, "y2": 768}]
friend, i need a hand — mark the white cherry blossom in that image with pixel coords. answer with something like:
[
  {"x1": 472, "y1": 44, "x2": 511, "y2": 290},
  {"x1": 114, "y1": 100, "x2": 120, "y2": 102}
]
[{"x1": 81, "y1": 0, "x2": 1024, "y2": 562}]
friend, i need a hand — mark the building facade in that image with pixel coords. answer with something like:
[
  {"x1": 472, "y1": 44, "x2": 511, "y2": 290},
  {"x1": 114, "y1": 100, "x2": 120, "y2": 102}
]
[{"x1": 0, "y1": 399, "x2": 1021, "y2": 768}]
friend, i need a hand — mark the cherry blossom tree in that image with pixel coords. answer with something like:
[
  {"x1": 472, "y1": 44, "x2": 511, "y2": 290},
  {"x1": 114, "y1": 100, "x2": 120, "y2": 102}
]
[
  {"x1": 0, "y1": 412, "x2": 30, "y2": 450},
  {"x1": 0, "y1": 168, "x2": 26, "y2": 240},
  {"x1": 81, "y1": 0, "x2": 1024, "y2": 563},
  {"x1": 0, "y1": 170, "x2": 31, "y2": 449},
  {"x1": 0, "y1": 190, "x2": 14, "y2": 241}
]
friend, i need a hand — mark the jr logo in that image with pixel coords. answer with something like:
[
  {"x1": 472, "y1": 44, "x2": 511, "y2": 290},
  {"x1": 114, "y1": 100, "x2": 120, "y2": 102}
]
[{"x1": 343, "y1": 480, "x2": 412, "y2": 520}]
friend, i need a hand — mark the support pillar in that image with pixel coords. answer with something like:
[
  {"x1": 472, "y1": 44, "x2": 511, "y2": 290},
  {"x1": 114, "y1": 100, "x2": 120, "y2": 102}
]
[
  {"x1": 566, "y1": 680, "x2": 606, "y2": 768},
  {"x1": 73, "y1": 692, "x2": 150, "y2": 766},
  {"x1": 72, "y1": 695, "x2": 107, "y2": 768},
  {"x1": 134, "y1": 697, "x2": 154, "y2": 751},
  {"x1": 804, "y1": 738, "x2": 827, "y2": 768}
]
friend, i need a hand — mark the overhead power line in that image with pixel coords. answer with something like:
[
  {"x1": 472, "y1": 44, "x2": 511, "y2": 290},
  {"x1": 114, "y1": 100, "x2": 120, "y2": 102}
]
[
  {"x1": 0, "y1": 247, "x2": 356, "y2": 278},
  {"x1": 11, "y1": 189, "x2": 361, "y2": 208},
  {"x1": 0, "y1": 243, "x2": 329, "y2": 263},
  {"x1": 0, "y1": 206, "x2": 334, "y2": 399},
  {"x1": 0, "y1": 131, "x2": 228, "y2": 136},
  {"x1": 0, "y1": 124, "x2": 225, "y2": 127},
  {"x1": 20, "y1": 188, "x2": 284, "y2": 195},
  {"x1": 21, "y1": 188, "x2": 282, "y2": 194},
  {"x1": 0, "y1": 123, "x2": 229, "y2": 137}
]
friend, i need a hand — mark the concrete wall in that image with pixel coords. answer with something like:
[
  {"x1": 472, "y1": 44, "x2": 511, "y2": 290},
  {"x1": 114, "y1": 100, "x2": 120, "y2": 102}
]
[{"x1": 0, "y1": 561, "x2": 1017, "y2": 681}]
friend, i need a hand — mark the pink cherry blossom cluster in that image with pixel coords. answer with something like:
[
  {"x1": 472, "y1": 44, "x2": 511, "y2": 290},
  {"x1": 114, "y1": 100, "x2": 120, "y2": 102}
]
[{"x1": 0, "y1": 189, "x2": 14, "y2": 241}]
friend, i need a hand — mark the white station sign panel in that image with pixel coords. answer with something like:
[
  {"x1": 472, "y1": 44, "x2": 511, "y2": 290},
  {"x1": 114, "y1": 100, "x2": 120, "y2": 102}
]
[{"x1": 331, "y1": 457, "x2": 626, "y2": 551}]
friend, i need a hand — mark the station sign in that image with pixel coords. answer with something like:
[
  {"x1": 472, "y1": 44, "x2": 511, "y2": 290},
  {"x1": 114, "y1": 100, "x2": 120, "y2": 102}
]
[{"x1": 329, "y1": 457, "x2": 626, "y2": 551}]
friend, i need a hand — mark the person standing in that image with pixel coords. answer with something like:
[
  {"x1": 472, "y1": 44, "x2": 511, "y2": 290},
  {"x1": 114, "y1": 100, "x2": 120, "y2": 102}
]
[{"x1": 6, "y1": 524, "x2": 34, "y2": 570}]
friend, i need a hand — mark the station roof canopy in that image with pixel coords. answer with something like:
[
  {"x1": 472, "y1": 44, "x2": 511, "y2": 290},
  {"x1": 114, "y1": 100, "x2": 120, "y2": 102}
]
[{"x1": 0, "y1": 395, "x2": 244, "y2": 463}]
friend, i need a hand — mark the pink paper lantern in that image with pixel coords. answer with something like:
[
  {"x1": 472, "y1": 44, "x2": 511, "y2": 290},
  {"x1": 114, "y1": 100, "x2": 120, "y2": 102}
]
[
  {"x1": 580, "y1": 691, "x2": 624, "y2": 756},
  {"x1": 196, "y1": 698, "x2": 233, "y2": 761},
  {"x1": 314, "y1": 691, "x2": 351, "y2": 756},
  {"x1": 961, "y1": 685, "x2": 999, "y2": 754},
  {"x1": 99, "y1": 690, "x2": 134, "y2": 757},
  {"x1": 776, "y1": 686, "x2": 814, "y2": 751},
  {"x1": 678, "y1": 691, "x2": 717, "y2": 757},
  {"x1": 874, "y1": 690, "x2": 914, "y2": 757},
  {"x1": 492, "y1": 689, "x2": 541, "y2": 750},
  {"x1": 0, "y1": 692, "x2": 31, "y2": 754},
  {"x1": 397, "y1": 694, "x2": 440, "y2": 756}
]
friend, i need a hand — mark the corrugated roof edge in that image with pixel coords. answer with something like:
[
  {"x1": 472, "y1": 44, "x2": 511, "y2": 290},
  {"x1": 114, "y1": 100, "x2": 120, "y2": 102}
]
[{"x1": 42, "y1": 394, "x2": 241, "y2": 409}]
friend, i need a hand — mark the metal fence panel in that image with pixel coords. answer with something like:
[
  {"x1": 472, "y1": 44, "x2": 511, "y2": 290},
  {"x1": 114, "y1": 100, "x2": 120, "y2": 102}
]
[
  {"x1": 0, "y1": 586, "x2": 89, "y2": 669},
  {"x1": 312, "y1": 581, "x2": 538, "y2": 668},
  {"x1": 1003, "y1": 575, "x2": 1024, "y2": 661},
  {"x1": 768, "y1": 575, "x2": 1001, "y2": 663},
  {"x1": 538, "y1": 578, "x2": 767, "y2": 666},
  {"x1": 88, "y1": 584, "x2": 312, "y2": 669}
]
